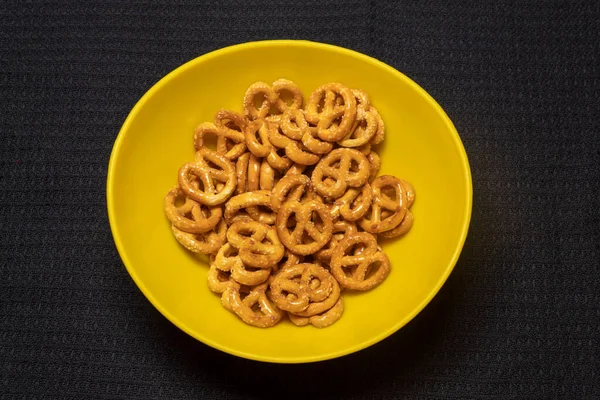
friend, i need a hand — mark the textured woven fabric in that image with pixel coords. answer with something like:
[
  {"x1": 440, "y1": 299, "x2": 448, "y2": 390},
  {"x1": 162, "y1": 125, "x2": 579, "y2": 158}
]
[{"x1": 1, "y1": 1, "x2": 599, "y2": 399}]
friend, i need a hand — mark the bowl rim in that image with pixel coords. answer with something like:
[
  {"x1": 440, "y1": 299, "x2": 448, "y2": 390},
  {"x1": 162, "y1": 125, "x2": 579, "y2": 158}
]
[{"x1": 106, "y1": 39, "x2": 473, "y2": 363}]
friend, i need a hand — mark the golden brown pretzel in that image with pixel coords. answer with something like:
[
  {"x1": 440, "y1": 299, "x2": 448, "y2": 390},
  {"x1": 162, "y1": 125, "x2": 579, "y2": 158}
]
[
  {"x1": 334, "y1": 183, "x2": 373, "y2": 221},
  {"x1": 366, "y1": 151, "x2": 381, "y2": 182},
  {"x1": 215, "y1": 242, "x2": 271, "y2": 286},
  {"x1": 337, "y1": 107, "x2": 377, "y2": 148},
  {"x1": 280, "y1": 108, "x2": 309, "y2": 140},
  {"x1": 288, "y1": 297, "x2": 344, "y2": 328},
  {"x1": 193, "y1": 121, "x2": 246, "y2": 160},
  {"x1": 171, "y1": 220, "x2": 227, "y2": 255},
  {"x1": 207, "y1": 259, "x2": 234, "y2": 294},
  {"x1": 311, "y1": 148, "x2": 370, "y2": 199},
  {"x1": 245, "y1": 119, "x2": 272, "y2": 158},
  {"x1": 315, "y1": 220, "x2": 357, "y2": 264},
  {"x1": 222, "y1": 281, "x2": 283, "y2": 328},
  {"x1": 285, "y1": 140, "x2": 320, "y2": 165},
  {"x1": 269, "y1": 263, "x2": 340, "y2": 315},
  {"x1": 270, "y1": 174, "x2": 314, "y2": 211},
  {"x1": 243, "y1": 82, "x2": 278, "y2": 120},
  {"x1": 358, "y1": 175, "x2": 407, "y2": 233},
  {"x1": 330, "y1": 232, "x2": 391, "y2": 290},
  {"x1": 276, "y1": 200, "x2": 333, "y2": 255},
  {"x1": 224, "y1": 190, "x2": 276, "y2": 225},
  {"x1": 235, "y1": 152, "x2": 260, "y2": 194},
  {"x1": 352, "y1": 89, "x2": 371, "y2": 109},
  {"x1": 164, "y1": 186, "x2": 222, "y2": 233},
  {"x1": 305, "y1": 83, "x2": 357, "y2": 142},
  {"x1": 369, "y1": 106, "x2": 385, "y2": 145},
  {"x1": 301, "y1": 127, "x2": 333, "y2": 155},
  {"x1": 226, "y1": 220, "x2": 285, "y2": 268},
  {"x1": 378, "y1": 210, "x2": 414, "y2": 239},
  {"x1": 259, "y1": 159, "x2": 278, "y2": 190},
  {"x1": 272, "y1": 78, "x2": 303, "y2": 113},
  {"x1": 178, "y1": 148, "x2": 237, "y2": 206}
]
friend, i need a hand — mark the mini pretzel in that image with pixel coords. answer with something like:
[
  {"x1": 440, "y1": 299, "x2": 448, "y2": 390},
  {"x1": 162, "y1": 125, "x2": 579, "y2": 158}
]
[
  {"x1": 288, "y1": 297, "x2": 344, "y2": 328},
  {"x1": 235, "y1": 152, "x2": 260, "y2": 194},
  {"x1": 301, "y1": 127, "x2": 333, "y2": 155},
  {"x1": 337, "y1": 107, "x2": 377, "y2": 148},
  {"x1": 227, "y1": 220, "x2": 285, "y2": 268},
  {"x1": 359, "y1": 175, "x2": 407, "y2": 233},
  {"x1": 280, "y1": 108, "x2": 309, "y2": 140},
  {"x1": 333, "y1": 183, "x2": 373, "y2": 221},
  {"x1": 245, "y1": 120, "x2": 272, "y2": 158},
  {"x1": 285, "y1": 140, "x2": 320, "y2": 165},
  {"x1": 270, "y1": 263, "x2": 340, "y2": 315},
  {"x1": 224, "y1": 190, "x2": 276, "y2": 225},
  {"x1": 369, "y1": 106, "x2": 385, "y2": 145},
  {"x1": 243, "y1": 82, "x2": 278, "y2": 120},
  {"x1": 330, "y1": 232, "x2": 391, "y2": 290},
  {"x1": 272, "y1": 78, "x2": 303, "y2": 113},
  {"x1": 215, "y1": 243, "x2": 271, "y2": 286},
  {"x1": 305, "y1": 83, "x2": 357, "y2": 142},
  {"x1": 366, "y1": 151, "x2": 381, "y2": 182},
  {"x1": 270, "y1": 174, "x2": 314, "y2": 211},
  {"x1": 179, "y1": 148, "x2": 237, "y2": 206},
  {"x1": 276, "y1": 200, "x2": 333, "y2": 255},
  {"x1": 352, "y1": 89, "x2": 370, "y2": 109},
  {"x1": 311, "y1": 148, "x2": 370, "y2": 199},
  {"x1": 315, "y1": 220, "x2": 357, "y2": 264},
  {"x1": 164, "y1": 186, "x2": 222, "y2": 233},
  {"x1": 207, "y1": 260, "x2": 234, "y2": 294},
  {"x1": 171, "y1": 220, "x2": 227, "y2": 255},
  {"x1": 193, "y1": 121, "x2": 246, "y2": 160},
  {"x1": 223, "y1": 281, "x2": 283, "y2": 328},
  {"x1": 379, "y1": 210, "x2": 414, "y2": 239}
]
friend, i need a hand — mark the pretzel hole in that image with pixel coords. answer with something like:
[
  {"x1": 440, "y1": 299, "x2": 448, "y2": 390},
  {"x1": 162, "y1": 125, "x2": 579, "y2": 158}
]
[
  {"x1": 275, "y1": 147, "x2": 287, "y2": 158},
  {"x1": 310, "y1": 211, "x2": 325, "y2": 230},
  {"x1": 344, "y1": 243, "x2": 365, "y2": 256},
  {"x1": 216, "y1": 269, "x2": 230, "y2": 283},
  {"x1": 252, "y1": 93, "x2": 269, "y2": 111},
  {"x1": 286, "y1": 214, "x2": 297, "y2": 229},
  {"x1": 223, "y1": 246, "x2": 239, "y2": 258},
  {"x1": 309, "y1": 277, "x2": 321, "y2": 290},
  {"x1": 344, "y1": 264, "x2": 359, "y2": 278},
  {"x1": 250, "y1": 302, "x2": 262, "y2": 313},
  {"x1": 201, "y1": 134, "x2": 219, "y2": 151},
  {"x1": 256, "y1": 205, "x2": 274, "y2": 216},
  {"x1": 349, "y1": 159, "x2": 360, "y2": 173},
  {"x1": 223, "y1": 119, "x2": 243, "y2": 133},
  {"x1": 278, "y1": 90, "x2": 296, "y2": 108},
  {"x1": 301, "y1": 230, "x2": 313, "y2": 244},
  {"x1": 174, "y1": 195, "x2": 186, "y2": 207},
  {"x1": 365, "y1": 260, "x2": 383, "y2": 280}
]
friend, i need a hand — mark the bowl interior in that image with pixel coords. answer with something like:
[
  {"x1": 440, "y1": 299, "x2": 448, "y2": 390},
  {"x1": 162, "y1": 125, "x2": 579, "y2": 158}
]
[{"x1": 107, "y1": 41, "x2": 472, "y2": 363}]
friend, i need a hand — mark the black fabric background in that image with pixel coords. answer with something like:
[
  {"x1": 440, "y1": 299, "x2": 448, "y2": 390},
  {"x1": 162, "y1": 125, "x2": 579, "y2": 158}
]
[{"x1": 1, "y1": 1, "x2": 599, "y2": 399}]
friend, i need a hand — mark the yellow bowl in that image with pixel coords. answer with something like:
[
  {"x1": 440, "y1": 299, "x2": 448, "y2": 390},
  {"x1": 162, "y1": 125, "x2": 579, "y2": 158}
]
[{"x1": 107, "y1": 40, "x2": 472, "y2": 363}]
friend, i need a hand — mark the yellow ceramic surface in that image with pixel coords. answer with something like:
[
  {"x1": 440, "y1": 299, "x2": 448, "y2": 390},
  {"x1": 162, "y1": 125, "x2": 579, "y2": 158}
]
[{"x1": 107, "y1": 40, "x2": 472, "y2": 363}]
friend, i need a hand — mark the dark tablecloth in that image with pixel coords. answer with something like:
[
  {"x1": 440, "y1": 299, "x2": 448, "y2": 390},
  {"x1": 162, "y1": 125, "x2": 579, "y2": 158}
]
[{"x1": 1, "y1": 1, "x2": 599, "y2": 399}]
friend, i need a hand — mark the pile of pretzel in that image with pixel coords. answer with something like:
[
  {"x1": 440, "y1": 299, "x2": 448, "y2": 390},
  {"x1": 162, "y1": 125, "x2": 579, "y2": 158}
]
[{"x1": 164, "y1": 79, "x2": 415, "y2": 328}]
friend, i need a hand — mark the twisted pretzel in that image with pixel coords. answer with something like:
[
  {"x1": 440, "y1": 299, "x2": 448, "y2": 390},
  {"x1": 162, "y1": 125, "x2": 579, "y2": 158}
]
[
  {"x1": 285, "y1": 140, "x2": 320, "y2": 165},
  {"x1": 280, "y1": 108, "x2": 309, "y2": 140},
  {"x1": 276, "y1": 200, "x2": 333, "y2": 255},
  {"x1": 272, "y1": 78, "x2": 303, "y2": 113},
  {"x1": 270, "y1": 263, "x2": 340, "y2": 316},
  {"x1": 378, "y1": 179, "x2": 415, "y2": 238},
  {"x1": 207, "y1": 259, "x2": 234, "y2": 294},
  {"x1": 334, "y1": 183, "x2": 373, "y2": 221},
  {"x1": 305, "y1": 83, "x2": 357, "y2": 142},
  {"x1": 227, "y1": 220, "x2": 285, "y2": 268},
  {"x1": 193, "y1": 121, "x2": 246, "y2": 160},
  {"x1": 215, "y1": 243, "x2": 271, "y2": 286},
  {"x1": 270, "y1": 174, "x2": 314, "y2": 212},
  {"x1": 359, "y1": 175, "x2": 407, "y2": 233},
  {"x1": 337, "y1": 107, "x2": 377, "y2": 148},
  {"x1": 301, "y1": 126, "x2": 333, "y2": 155},
  {"x1": 179, "y1": 148, "x2": 237, "y2": 206},
  {"x1": 288, "y1": 297, "x2": 344, "y2": 328},
  {"x1": 311, "y1": 148, "x2": 370, "y2": 199},
  {"x1": 243, "y1": 82, "x2": 278, "y2": 120},
  {"x1": 245, "y1": 119, "x2": 272, "y2": 158},
  {"x1": 315, "y1": 220, "x2": 357, "y2": 264},
  {"x1": 171, "y1": 220, "x2": 227, "y2": 255},
  {"x1": 222, "y1": 281, "x2": 283, "y2": 328},
  {"x1": 164, "y1": 186, "x2": 222, "y2": 233},
  {"x1": 330, "y1": 232, "x2": 391, "y2": 290},
  {"x1": 224, "y1": 190, "x2": 276, "y2": 225}
]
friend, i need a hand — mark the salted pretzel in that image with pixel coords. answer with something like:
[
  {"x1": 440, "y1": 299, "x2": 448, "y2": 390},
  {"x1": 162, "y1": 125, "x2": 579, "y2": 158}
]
[
  {"x1": 378, "y1": 179, "x2": 415, "y2": 239},
  {"x1": 337, "y1": 107, "x2": 377, "y2": 148},
  {"x1": 270, "y1": 174, "x2": 315, "y2": 211},
  {"x1": 272, "y1": 78, "x2": 303, "y2": 113},
  {"x1": 284, "y1": 140, "x2": 320, "y2": 165},
  {"x1": 224, "y1": 190, "x2": 276, "y2": 225},
  {"x1": 215, "y1": 243, "x2": 271, "y2": 286},
  {"x1": 178, "y1": 148, "x2": 237, "y2": 206},
  {"x1": 245, "y1": 119, "x2": 272, "y2": 158},
  {"x1": 276, "y1": 199, "x2": 333, "y2": 255},
  {"x1": 311, "y1": 148, "x2": 371, "y2": 199},
  {"x1": 193, "y1": 122, "x2": 245, "y2": 160},
  {"x1": 359, "y1": 175, "x2": 408, "y2": 233},
  {"x1": 366, "y1": 151, "x2": 380, "y2": 182},
  {"x1": 222, "y1": 281, "x2": 283, "y2": 328},
  {"x1": 243, "y1": 82, "x2": 278, "y2": 120},
  {"x1": 164, "y1": 186, "x2": 222, "y2": 233},
  {"x1": 270, "y1": 263, "x2": 340, "y2": 316},
  {"x1": 352, "y1": 89, "x2": 370, "y2": 110},
  {"x1": 305, "y1": 83, "x2": 357, "y2": 142},
  {"x1": 334, "y1": 183, "x2": 373, "y2": 221},
  {"x1": 280, "y1": 108, "x2": 309, "y2": 140},
  {"x1": 330, "y1": 232, "x2": 391, "y2": 290},
  {"x1": 315, "y1": 220, "x2": 357, "y2": 264},
  {"x1": 301, "y1": 127, "x2": 333, "y2": 155},
  {"x1": 227, "y1": 220, "x2": 285, "y2": 268},
  {"x1": 288, "y1": 297, "x2": 344, "y2": 328},
  {"x1": 171, "y1": 220, "x2": 227, "y2": 255},
  {"x1": 207, "y1": 260, "x2": 234, "y2": 294}
]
